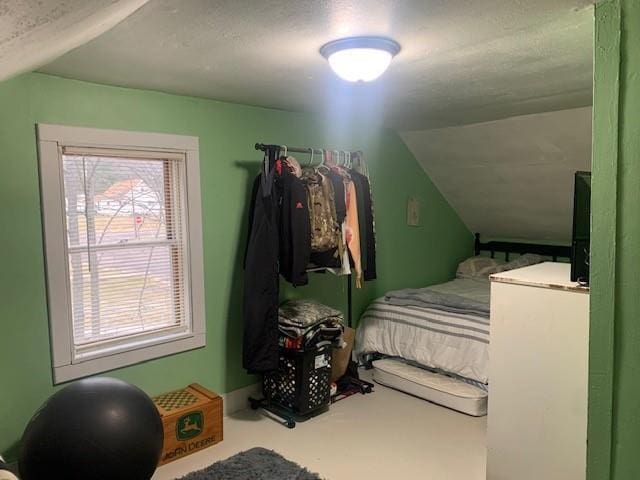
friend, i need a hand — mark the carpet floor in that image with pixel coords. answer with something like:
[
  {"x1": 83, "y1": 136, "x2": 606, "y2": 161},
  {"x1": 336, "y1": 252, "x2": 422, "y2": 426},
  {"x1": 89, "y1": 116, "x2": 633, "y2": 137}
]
[{"x1": 176, "y1": 447, "x2": 321, "y2": 480}]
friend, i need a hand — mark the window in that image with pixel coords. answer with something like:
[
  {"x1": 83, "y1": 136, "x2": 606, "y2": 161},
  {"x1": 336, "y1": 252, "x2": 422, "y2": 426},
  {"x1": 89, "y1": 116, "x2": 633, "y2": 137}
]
[{"x1": 38, "y1": 125, "x2": 205, "y2": 383}]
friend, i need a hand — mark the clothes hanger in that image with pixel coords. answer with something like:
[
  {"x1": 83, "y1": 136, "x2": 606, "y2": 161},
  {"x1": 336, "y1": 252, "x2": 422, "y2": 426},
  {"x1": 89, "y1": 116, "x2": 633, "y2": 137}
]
[
  {"x1": 262, "y1": 150, "x2": 269, "y2": 175},
  {"x1": 317, "y1": 149, "x2": 331, "y2": 174},
  {"x1": 336, "y1": 150, "x2": 344, "y2": 172},
  {"x1": 281, "y1": 145, "x2": 288, "y2": 158},
  {"x1": 312, "y1": 149, "x2": 321, "y2": 173}
]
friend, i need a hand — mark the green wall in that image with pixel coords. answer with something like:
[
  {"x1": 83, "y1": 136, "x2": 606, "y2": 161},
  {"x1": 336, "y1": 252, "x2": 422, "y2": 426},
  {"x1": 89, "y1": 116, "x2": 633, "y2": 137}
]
[
  {"x1": 0, "y1": 72, "x2": 472, "y2": 461},
  {"x1": 590, "y1": 1, "x2": 640, "y2": 478}
]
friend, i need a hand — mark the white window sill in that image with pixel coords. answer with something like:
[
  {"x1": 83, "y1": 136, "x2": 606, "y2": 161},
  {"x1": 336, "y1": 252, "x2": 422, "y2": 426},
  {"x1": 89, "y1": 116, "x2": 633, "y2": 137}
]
[{"x1": 52, "y1": 332, "x2": 206, "y2": 384}]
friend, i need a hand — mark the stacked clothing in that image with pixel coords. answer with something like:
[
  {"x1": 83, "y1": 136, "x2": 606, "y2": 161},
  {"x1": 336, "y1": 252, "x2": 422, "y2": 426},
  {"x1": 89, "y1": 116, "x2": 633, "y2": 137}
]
[{"x1": 278, "y1": 300, "x2": 344, "y2": 350}]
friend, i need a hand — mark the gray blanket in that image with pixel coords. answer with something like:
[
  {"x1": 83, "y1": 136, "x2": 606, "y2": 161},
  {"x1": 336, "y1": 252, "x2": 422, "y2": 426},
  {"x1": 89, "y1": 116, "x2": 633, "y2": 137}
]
[{"x1": 385, "y1": 278, "x2": 490, "y2": 318}]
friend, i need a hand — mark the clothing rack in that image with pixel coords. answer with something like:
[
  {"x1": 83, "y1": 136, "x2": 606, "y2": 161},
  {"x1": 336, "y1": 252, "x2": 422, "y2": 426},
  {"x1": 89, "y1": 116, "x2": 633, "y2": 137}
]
[
  {"x1": 248, "y1": 141, "x2": 373, "y2": 428},
  {"x1": 255, "y1": 143, "x2": 322, "y2": 155},
  {"x1": 254, "y1": 141, "x2": 357, "y2": 327}
]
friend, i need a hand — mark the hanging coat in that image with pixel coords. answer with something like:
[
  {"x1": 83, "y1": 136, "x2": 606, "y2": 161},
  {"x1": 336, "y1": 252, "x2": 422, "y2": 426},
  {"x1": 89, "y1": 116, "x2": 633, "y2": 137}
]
[
  {"x1": 277, "y1": 168, "x2": 311, "y2": 287},
  {"x1": 243, "y1": 149, "x2": 280, "y2": 373}
]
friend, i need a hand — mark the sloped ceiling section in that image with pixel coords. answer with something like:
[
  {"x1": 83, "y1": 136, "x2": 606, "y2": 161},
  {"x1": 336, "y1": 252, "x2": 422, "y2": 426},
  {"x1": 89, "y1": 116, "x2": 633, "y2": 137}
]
[
  {"x1": 39, "y1": 0, "x2": 596, "y2": 129},
  {"x1": 401, "y1": 107, "x2": 592, "y2": 243},
  {"x1": 0, "y1": 0, "x2": 149, "y2": 82}
]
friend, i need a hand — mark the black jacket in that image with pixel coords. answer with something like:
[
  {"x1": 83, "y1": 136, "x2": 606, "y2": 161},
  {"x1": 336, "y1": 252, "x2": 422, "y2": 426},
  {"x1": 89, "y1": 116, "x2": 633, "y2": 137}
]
[
  {"x1": 351, "y1": 170, "x2": 377, "y2": 281},
  {"x1": 277, "y1": 170, "x2": 311, "y2": 286},
  {"x1": 243, "y1": 163, "x2": 280, "y2": 373},
  {"x1": 243, "y1": 161, "x2": 312, "y2": 373}
]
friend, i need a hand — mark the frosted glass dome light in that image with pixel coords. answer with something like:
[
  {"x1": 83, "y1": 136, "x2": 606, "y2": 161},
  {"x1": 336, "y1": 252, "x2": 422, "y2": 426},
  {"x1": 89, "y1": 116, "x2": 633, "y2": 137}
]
[{"x1": 320, "y1": 37, "x2": 401, "y2": 82}]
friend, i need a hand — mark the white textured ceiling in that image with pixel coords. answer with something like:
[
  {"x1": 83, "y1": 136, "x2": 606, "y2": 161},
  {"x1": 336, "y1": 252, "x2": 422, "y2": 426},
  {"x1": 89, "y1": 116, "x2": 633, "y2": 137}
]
[
  {"x1": 0, "y1": 0, "x2": 149, "y2": 82},
  {"x1": 38, "y1": 0, "x2": 596, "y2": 129},
  {"x1": 401, "y1": 107, "x2": 592, "y2": 242}
]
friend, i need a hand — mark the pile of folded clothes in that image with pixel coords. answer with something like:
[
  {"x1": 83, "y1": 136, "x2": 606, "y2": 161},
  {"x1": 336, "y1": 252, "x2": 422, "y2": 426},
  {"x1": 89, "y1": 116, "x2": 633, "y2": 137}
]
[{"x1": 278, "y1": 300, "x2": 344, "y2": 350}]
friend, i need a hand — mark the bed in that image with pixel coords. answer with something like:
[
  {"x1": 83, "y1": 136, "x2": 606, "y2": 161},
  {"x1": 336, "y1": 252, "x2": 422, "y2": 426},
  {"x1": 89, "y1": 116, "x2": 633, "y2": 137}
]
[
  {"x1": 356, "y1": 277, "x2": 491, "y2": 384},
  {"x1": 355, "y1": 234, "x2": 571, "y2": 416}
]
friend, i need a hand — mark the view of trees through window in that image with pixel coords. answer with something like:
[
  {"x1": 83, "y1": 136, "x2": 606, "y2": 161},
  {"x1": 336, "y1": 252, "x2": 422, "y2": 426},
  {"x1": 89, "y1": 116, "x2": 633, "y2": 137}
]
[{"x1": 63, "y1": 154, "x2": 186, "y2": 347}]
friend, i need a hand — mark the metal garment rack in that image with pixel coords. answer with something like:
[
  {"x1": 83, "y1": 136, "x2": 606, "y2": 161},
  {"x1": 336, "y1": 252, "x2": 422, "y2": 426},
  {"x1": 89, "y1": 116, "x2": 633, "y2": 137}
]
[
  {"x1": 249, "y1": 141, "x2": 372, "y2": 429},
  {"x1": 255, "y1": 142, "x2": 329, "y2": 156},
  {"x1": 254, "y1": 142, "x2": 355, "y2": 326}
]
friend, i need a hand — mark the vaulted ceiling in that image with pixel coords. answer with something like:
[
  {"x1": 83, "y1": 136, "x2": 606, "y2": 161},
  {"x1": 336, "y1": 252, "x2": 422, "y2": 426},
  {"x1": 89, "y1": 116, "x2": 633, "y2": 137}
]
[
  {"x1": 401, "y1": 107, "x2": 592, "y2": 242},
  {"x1": 30, "y1": 0, "x2": 595, "y2": 130}
]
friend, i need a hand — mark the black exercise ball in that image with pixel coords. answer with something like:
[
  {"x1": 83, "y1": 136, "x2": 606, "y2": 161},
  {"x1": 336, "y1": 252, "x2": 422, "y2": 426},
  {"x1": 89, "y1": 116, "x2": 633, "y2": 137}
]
[{"x1": 20, "y1": 377, "x2": 163, "y2": 480}]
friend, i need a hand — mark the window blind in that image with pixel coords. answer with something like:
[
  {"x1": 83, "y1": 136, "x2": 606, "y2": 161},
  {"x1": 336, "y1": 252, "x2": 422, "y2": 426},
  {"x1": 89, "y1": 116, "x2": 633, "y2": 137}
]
[{"x1": 61, "y1": 147, "x2": 190, "y2": 358}]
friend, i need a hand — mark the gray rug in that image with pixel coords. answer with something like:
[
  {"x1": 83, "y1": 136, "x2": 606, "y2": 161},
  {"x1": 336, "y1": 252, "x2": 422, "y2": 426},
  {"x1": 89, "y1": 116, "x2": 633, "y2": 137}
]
[{"x1": 177, "y1": 447, "x2": 321, "y2": 480}]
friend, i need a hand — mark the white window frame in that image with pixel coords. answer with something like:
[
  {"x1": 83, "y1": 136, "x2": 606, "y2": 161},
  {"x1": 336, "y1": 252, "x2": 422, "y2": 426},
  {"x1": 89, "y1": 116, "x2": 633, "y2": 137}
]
[{"x1": 37, "y1": 124, "x2": 206, "y2": 384}]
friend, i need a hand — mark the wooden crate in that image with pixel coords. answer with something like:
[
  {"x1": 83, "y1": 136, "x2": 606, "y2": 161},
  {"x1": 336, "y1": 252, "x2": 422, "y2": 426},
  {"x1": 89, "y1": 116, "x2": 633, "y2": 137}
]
[{"x1": 153, "y1": 383, "x2": 223, "y2": 465}]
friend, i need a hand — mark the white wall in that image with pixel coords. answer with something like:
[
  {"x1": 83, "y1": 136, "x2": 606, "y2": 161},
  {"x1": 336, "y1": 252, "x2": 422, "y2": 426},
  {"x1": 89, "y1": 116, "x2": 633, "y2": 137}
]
[{"x1": 401, "y1": 107, "x2": 592, "y2": 243}]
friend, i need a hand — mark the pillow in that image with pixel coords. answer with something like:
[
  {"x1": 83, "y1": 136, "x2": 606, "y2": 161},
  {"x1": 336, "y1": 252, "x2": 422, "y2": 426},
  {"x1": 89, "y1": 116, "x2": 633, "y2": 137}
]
[
  {"x1": 456, "y1": 256, "x2": 503, "y2": 279},
  {"x1": 495, "y1": 253, "x2": 544, "y2": 273}
]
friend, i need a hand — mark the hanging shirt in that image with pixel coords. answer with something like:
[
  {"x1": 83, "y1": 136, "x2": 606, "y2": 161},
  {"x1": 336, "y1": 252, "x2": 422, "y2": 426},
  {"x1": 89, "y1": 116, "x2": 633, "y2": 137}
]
[
  {"x1": 302, "y1": 168, "x2": 339, "y2": 252},
  {"x1": 344, "y1": 180, "x2": 363, "y2": 288},
  {"x1": 325, "y1": 167, "x2": 350, "y2": 276},
  {"x1": 327, "y1": 170, "x2": 346, "y2": 224},
  {"x1": 350, "y1": 170, "x2": 377, "y2": 281}
]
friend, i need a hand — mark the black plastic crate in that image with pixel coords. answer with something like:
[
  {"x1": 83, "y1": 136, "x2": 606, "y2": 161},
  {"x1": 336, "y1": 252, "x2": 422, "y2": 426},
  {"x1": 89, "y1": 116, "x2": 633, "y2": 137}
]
[{"x1": 263, "y1": 345, "x2": 332, "y2": 416}]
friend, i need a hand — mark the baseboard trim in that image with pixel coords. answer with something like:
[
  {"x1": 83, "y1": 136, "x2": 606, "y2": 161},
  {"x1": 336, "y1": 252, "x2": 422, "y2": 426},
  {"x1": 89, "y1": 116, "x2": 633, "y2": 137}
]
[{"x1": 221, "y1": 382, "x2": 261, "y2": 417}]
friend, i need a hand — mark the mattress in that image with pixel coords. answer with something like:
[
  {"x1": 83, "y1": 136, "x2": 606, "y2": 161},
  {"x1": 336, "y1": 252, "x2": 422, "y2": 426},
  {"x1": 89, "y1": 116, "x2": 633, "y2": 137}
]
[
  {"x1": 355, "y1": 296, "x2": 490, "y2": 385},
  {"x1": 373, "y1": 358, "x2": 488, "y2": 416}
]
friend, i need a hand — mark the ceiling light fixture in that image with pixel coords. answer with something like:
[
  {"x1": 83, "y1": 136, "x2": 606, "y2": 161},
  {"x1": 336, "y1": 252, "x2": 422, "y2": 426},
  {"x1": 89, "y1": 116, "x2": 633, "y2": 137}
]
[{"x1": 320, "y1": 36, "x2": 401, "y2": 82}]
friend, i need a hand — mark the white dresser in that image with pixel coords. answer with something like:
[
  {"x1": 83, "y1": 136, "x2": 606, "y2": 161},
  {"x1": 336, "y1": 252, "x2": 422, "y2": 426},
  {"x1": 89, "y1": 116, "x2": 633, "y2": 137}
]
[{"x1": 487, "y1": 262, "x2": 589, "y2": 480}]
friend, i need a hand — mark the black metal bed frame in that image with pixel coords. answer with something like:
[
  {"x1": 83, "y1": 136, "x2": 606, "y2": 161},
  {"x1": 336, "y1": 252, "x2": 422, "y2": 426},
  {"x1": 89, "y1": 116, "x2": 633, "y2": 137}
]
[{"x1": 474, "y1": 233, "x2": 571, "y2": 262}]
